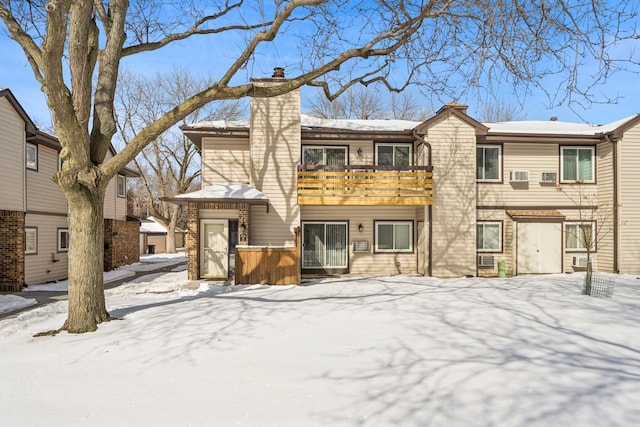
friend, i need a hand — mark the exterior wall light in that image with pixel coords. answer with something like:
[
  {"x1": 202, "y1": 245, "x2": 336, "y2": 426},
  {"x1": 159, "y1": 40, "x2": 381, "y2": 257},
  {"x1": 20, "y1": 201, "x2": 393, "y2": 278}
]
[{"x1": 358, "y1": 224, "x2": 364, "y2": 233}]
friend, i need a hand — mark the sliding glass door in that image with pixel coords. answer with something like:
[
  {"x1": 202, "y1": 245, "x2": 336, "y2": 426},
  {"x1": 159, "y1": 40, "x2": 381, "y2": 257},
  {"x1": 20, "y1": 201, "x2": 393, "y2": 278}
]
[{"x1": 302, "y1": 222, "x2": 348, "y2": 271}]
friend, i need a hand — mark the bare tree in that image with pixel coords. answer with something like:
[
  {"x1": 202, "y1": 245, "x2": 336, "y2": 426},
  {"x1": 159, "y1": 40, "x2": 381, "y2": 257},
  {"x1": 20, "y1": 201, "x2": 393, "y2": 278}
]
[
  {"x1": 479, "y1": 100, "x2": 526, "y2": 122},
  {"x1": 115, "y1": 67, "x2": 244, "y2": 253},
  {"x1": 556, "y1": 181, "x2": 618, "y2": 295},
  {"x1": 306, "y1": 86, "x2": 429, "y2": 120},
  {"x1": 0, "y1": 0, "x2": 635, "y2": 333}
]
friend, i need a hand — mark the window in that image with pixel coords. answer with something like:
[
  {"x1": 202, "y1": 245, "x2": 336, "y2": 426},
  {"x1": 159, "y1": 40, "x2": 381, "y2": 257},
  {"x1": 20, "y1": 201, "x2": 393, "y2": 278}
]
[
  {"x1": 117, "y1": 175, "x2": 126, "y2": 198},
  {"x1": 302, "y1": 146, "x2": 347, "y2": 166},
  {"x1": 58, "y1": 228, "x2": 69, "y2": 252},
  {"x1": 565, "y1": 222, "x2": 594, "y2": 250},
  {"x1": 375, "y1": 221, "x2": 412, "y2": 252},
  {"x1": 376, "y1": 143, "x2": 412, "y2": 166},
  {"x1": 25, "y1": 227, "x2": 37, "y2": 254},
  {"x1": 561, "y1": 147, "x2": 594, "y2": 183},
  {"x1": 26, "y1": 143, "x2": 38, "y2": 170},
  {"x1": 476, "y1": 145, "x2": 501, "y2": 182},
  {"x1": 476, "y1": 222, "x2": 502, "y2": 252}
]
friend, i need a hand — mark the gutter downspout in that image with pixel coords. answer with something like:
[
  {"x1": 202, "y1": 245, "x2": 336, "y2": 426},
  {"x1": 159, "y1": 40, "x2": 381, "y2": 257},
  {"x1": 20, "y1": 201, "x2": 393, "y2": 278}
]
[
  {"x1": 412, "y1": 130, "x2": 433, "y2": 277},
  {"x1": 605, "y1": 133, "x2": 619, "y2": 273}
]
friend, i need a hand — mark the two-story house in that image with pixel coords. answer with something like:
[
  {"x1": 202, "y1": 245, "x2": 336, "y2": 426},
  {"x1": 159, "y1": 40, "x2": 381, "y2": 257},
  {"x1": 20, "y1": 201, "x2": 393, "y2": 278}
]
[
  {"x1": 0, "y1": 88, "x2": 140, "y2": 292},
  {"x1": 165, "y1": 70, "x2": 640, "y2": 282}
]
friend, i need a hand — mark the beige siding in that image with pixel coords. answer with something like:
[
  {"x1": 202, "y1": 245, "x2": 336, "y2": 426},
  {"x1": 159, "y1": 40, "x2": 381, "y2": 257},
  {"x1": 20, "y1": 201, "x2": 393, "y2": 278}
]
[
  {"x1": 26, "y1": 145, "x2": 67, "y2": 214},
  {"x1": 115, "y1": 179, "x2": 127, "y2": 220},
  {"x1": 476, "y1": 210, "x2": 513, "y2": 277},
  {"x1": 249, "y1": 85, "x2": 301, "y2": 246},
  {"x1": 619, "y1": 125, "x2": 640, "y2": 274},
  {"x1": 104, "y1": 175, "x2": 117, "y2": 219},
  {"x1": 596, "y1": 141, "x2": 615, "y2": 272},
  {"x1": 428, "y1": 115, "x2": 477, "y2": 277},
  {"x1": 302, "y1": 205, "x2": 418, "y2": 275},
  {"x1": 478, "y1": 143, "x2": 597, "y2": 207},
  {"x1": 24, "y1": 213, "x2": 69, "y2": 285},
  {"x1": 202, "y1": 138, "x2": 251, "y2": 185},
  {"x1": 0, "y1": 97, "x2": 26, "y2": 211},
  {"x1": 103, "y1": 151, "x2": 128, "y2": 220}
]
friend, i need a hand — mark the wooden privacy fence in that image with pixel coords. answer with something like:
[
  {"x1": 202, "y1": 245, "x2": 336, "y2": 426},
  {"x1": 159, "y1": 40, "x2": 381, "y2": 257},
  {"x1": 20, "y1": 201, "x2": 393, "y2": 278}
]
[{"x1": 234, "y1": 228, "x2": 301, "y2": 285}]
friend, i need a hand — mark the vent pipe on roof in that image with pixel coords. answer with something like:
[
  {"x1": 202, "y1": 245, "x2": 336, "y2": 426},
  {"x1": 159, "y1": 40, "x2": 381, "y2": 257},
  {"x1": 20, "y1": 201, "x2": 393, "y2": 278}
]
[{"x1": 550, "y1": 116, "x2": 558, "y2": 121}]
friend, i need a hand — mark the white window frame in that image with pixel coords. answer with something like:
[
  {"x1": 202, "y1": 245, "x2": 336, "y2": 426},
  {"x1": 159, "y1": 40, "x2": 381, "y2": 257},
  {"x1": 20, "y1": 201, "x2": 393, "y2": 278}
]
[
  {"x1": 560, "y1": 146, "x2": 595, "y2": 183},
  {"x1": 374, "y1": 221, "x2": 413, "y2": 253},
  {"x1": 476, "y1": 221, "x2": 502, "y2": 252},
  {"x1": 58, "y1": 228, "x2": 70, "y2": 252},
  {"x1": 375, "y1": 143, "x2": 413, "y2": 166},
  {"x1": 117, "y1": 175, "x2": 126, "y2": 198},
  {"x1": 26, "y1": 143, "x2": 38, "y2": 170},
  {"x1": 25, "y1": 227, "x2": 37, "y2": 254},
  {"x1": 565, "y1": 222, "x2": 595, "y2": 251},
  {"x1": 301, "y1": 145, "x2": 348, "y2": 166},
  {"x1": 476, "y1": 144, "x2": 502, "y2": 182}
]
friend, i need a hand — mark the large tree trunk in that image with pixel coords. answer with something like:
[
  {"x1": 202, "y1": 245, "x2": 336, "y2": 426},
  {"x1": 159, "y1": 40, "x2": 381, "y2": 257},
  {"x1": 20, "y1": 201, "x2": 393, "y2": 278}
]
[
  {"x1": 62, "y1": 186, "x2": 109, "y2": 333},
  {"x1": 166, "y1": 222, "x2": 177, "y2": 254}
]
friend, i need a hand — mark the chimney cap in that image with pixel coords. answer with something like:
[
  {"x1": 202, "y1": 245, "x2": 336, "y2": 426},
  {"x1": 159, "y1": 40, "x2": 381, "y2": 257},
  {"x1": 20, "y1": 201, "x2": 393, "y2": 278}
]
[{"x1": 272, "y1": 67, "x2": 285, "y2": 78}]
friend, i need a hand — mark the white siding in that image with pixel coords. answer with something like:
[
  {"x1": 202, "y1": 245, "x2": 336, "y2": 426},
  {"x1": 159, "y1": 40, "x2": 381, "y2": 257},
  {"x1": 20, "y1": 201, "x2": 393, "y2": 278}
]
[
  {"x1": 202, "y1": 138, "x2": 251, "y2": 185},
  {"x1": 249, "y1": 84, "x2": 301, "y2": 246},
  {"x1": 428, "y1": 114, "x2": 477, "y2": 277},
  {"x1": 26, "y1": 144, "x2": 67, "y2": 214},
  {"x1": 24, "y1": 213, "x2": 69, "y2": 285},
  {"x1": 619, "y1": 125, "x2": 640, "y2": 274},
  {"x1": 0, "y1": 97, "x2": 26, "y2": 211}
]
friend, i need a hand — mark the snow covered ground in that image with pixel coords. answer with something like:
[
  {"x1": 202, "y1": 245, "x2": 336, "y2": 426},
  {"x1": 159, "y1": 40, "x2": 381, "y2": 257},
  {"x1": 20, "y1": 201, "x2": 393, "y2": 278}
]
[{"x1": 1, "y1": 270, "x2": 639, "y2": 426}]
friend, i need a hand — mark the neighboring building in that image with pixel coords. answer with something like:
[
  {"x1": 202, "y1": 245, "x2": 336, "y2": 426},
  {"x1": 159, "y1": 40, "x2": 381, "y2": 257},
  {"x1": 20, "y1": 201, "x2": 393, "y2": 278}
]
[
  {"x1": 139, "y1": 216, "x2": 185, "y2": 254},
  {"x1": 0, "y1": 89, "x2": 140, "y2": 292},
  {"x1": 166, "y1": 70, "x2": 640, "y2": 281}
]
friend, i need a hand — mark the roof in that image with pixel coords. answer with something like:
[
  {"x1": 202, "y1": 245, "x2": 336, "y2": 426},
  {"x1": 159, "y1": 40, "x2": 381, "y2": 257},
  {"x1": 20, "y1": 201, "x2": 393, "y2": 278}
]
[
  {"x1": 485, "y1": 115, "x2": 640, "y2": 136},
  {"x1": 140, "y1": 216, "x2": 184, "y2": 234},
  {"x1": 161, "y1": 183, "x2": 269, "y2": 205},
  {"x1": 507, "y1": 210, "x2": 566, "y2": 220},
  {"x1": 182, "y1": 106, "x2": 640, "y2": 144}
]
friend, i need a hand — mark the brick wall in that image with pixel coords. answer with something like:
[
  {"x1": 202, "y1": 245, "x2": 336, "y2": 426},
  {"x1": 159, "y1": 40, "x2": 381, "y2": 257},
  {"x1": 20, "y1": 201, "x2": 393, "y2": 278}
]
[
  {"x1": 185, "y1": 202, "x2": 248, "y2": 280},
  {"x1": 0, "y1": 210, "x2": 25, "y2": 291},
  {"x1": 104, "y1": 218, "x2": 140, "y2": 271}
]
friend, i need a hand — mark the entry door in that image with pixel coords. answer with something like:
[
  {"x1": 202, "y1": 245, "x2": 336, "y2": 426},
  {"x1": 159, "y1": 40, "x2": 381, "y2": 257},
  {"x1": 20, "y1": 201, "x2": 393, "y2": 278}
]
[
  {"x1": 302, "y1": 222, "x2": 348, "y2": 271},
  {"x1": 517, "y1": 222, "x2": 562, "y2": 274},
  {"x1": 200, "y1": 220, "x2": 229, "y2": 278}
]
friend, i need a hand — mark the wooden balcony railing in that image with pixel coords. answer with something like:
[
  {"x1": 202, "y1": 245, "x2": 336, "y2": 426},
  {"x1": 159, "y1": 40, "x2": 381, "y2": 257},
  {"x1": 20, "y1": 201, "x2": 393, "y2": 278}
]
[{"x1": 297, "y1": 165, "x2": 433, "y2": 206}]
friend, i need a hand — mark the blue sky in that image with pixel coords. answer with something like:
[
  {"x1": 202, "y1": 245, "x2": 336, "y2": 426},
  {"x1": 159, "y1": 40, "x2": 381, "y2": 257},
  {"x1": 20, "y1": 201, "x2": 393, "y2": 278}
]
[{"x1": 1, "y1": 22, "x2": 638, "y2": 128}]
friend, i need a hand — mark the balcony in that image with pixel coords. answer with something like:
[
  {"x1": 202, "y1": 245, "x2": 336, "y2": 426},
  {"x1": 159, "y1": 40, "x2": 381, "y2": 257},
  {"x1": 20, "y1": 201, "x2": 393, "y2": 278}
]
[{"x1": 297, "y1": 165, "x2": 433, "y2": 206}]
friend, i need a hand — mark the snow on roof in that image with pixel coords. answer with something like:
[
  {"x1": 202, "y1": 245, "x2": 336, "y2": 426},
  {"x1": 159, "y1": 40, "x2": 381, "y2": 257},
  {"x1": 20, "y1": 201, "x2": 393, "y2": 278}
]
[
  {"x1": 188, "y1": 113, "x2": 640, "y2": 136},
  {"x1": 483, "y1": 115, "x2": 639, "y2": 135},
  {"x1": 172, "y1": 183, "x2": 267, "y2": 201},
  {"x1": 140, "y1": 217, "x2": 169, "y2": 234},
  {"x1": 300, "y1": 114, "x2": 419, "y2": 131},
  {"x1": 188, "y1": 115, "x2": 420, "y2": 132}
]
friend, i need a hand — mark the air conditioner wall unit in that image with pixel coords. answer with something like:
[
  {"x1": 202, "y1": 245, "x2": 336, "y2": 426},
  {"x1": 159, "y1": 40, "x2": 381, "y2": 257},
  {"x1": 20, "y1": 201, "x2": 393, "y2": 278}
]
[
  {"x1": 540, "y1": 172, "x2": 557, "y2": 183},
  {"x1": 510, "y1": 170, "x2": 530, "y2": 182},
  {"x1": 477, "y1": 255, "x2": 495, "y2": 267},
  {"x1": 572, "y1": 256, "x2": 589, "y2": 268}
]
